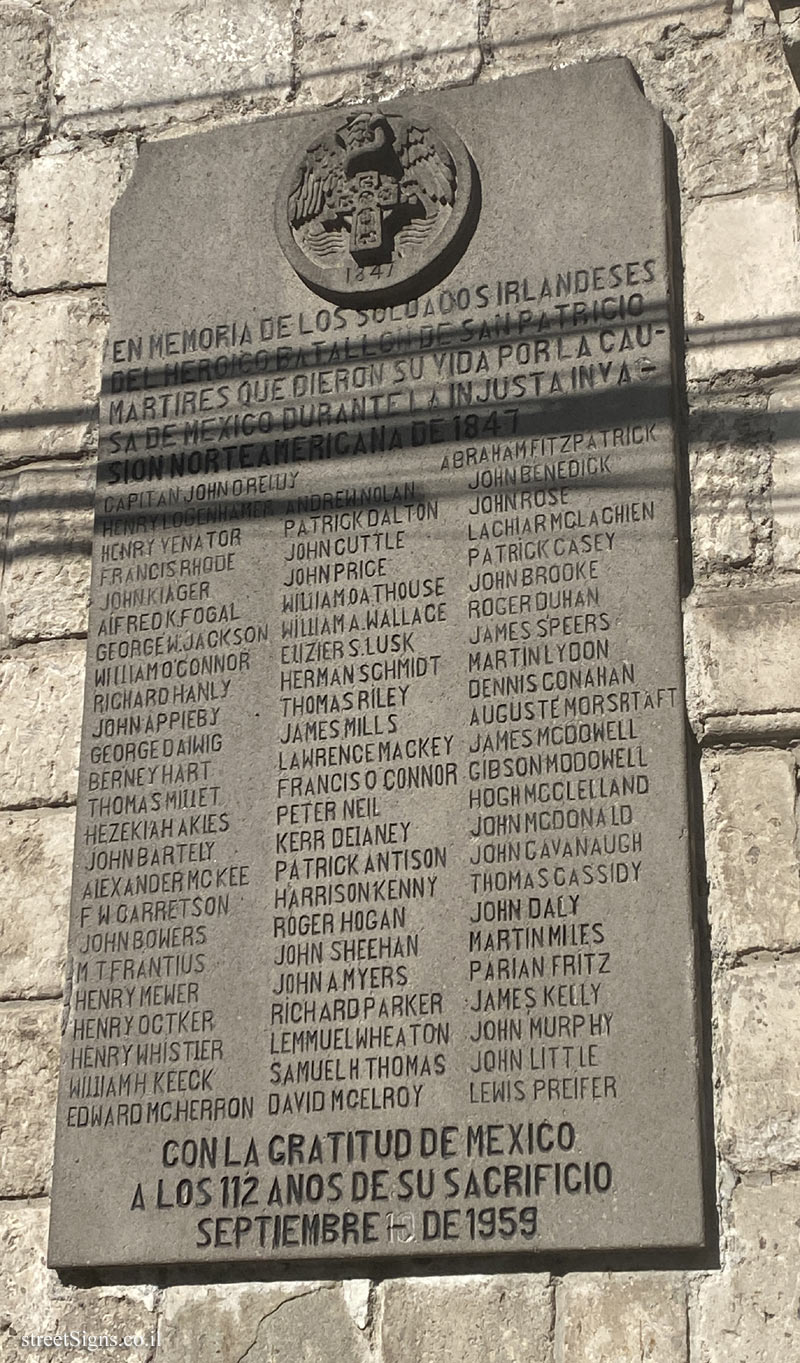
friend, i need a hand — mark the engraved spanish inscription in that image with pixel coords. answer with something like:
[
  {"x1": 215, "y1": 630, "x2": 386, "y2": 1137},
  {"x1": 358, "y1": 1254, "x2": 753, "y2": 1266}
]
[{"x1": 49, "y1": 61, "x2": 706, "y2": 1269}]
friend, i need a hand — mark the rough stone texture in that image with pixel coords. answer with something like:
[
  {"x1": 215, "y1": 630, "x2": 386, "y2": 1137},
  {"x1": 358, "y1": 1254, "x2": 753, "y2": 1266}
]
[
  {"x1": 689, "y1": 399, "x2": 771, "y2": 573},
  {"x1": 0, "y1": 463, "x2": 94, "y2": 646},
  {"x1": 0, "y1": 806, "x2": 73, "y2": 999},
  {"x1": 52, "y1": 0, "x2": 294, "y2": 134},
  {"x1": 158, "y1": 1282, "x2": 369, "y2": 1363},
  {"x1": 0, "y1": 641, "x2": 84, "y2": 807},
  {"x1": 12, "y1": 143, "x2": 136, "y2": 291},
  {"x1": 775, "y1": 2, "x2": 800, "y2": 86},
  {"x1": 768, "y1": 373, "x2": 800, "y2": 570},
  {"x1": 0, "y1": 2, "x2": 51, "y2": 156},
  {"x1": 702, "y1": 748, "x2": 800, "y2": 957},
  {"x1": 556, "y1": 1272, "x2": 688, "y2": 1363},
  {"x1": 379, "y1": 1276, "x2": 553, "y2": 1363},
  {"x1": 685, "y1": 589, "x2": 800, "y2": 737},
  {"x1": 639, "y1": 35, "x2": 798, "y2": 201},
  {"x1": 717, "y1": 960, "x2": 800, "y2": 1170},
  {"x1": 297, "y1": 0, "x2": 480, "y2": 106},
  {"x1": 0, "y1": 167, "x2": 15, "y2": 220},
  {"x1": 683, "y1": 192, "x2": 800, "y2": 379},
  {"x1": 0, "y1": 293, "x2": 106, "y2": 469},
  {"x1": 487, "y1": 0, "x2": 728, "y2": 73},
  {"x1": 0, "y1": 1002, "x2": 59, "y2": 1196},
  {"x1": 0, "y1": 1204, "x2": 157, "y2": 1363},
  {"x1": 691, "y1": 1176, "x2": 800, "y2": 1363},
  {"x1": 0, "y1": 168, "x2": 13, "y2": 287}
]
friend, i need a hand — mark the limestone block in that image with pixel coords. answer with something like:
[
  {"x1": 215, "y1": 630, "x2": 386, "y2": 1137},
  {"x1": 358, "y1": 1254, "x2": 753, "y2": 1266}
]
[
  {"x1": 0, "y1": 463, "x2": 94, "y2": 646},
  {"x1": 297, "y1": 0, "x2": 480, "y2": 106},
  {"x1": 487, "y1": 0, "x2": 728, "y2": 73},
  {"x1": 717, "y1": 960, "x2": 800, "y2": 1170},
  {"x1": 684, "y1": 588, "x2": 800, "y2": 738},
  {"x1": 0, "y1": 640, "x2": 84, "y2": 807},
  {"x1": 775, "y1": 3, "x2": 800, "y2": 86},
  {"x1": 556, "y1": 1272, "x2": 688, "y2": 1363},
  {"x1": 0, "y1": 807, "x2": 74, "y2": 999},
  {"x1": 158, "y1": 1282, "x2": 368, "y2": 1363},
  {"x1": 702, "y1": 749, "x2": 800, "y2": 957},
  {"x1": 683, "y1": 193, "x2": 800, "y2": 379},
  {"x1": 379, "y1": 1275, "x2": 553, "y2": 1363},
  {"x1": 52, "y1": 0, "x2": 293, "y2": 134},
  {"x1": 689, "y1": 400, "x2": 771, "y2": 573},
  {"x1": 0, "y1": 1001, "x2": 59, "y2": 1196},
  {"x1": 0, "y1": 294, "x2": 106, "y2": 470},
  {"x1": 768, "y1": 374, "x2": 800, "y2": 570},
  {"x1": 0, "y1": 1204, "x2": 157, "y2": 1363},
  {"x1": 12, "y1": 144, "x2": 136, "y2": 292},
  {"x1": 0, "y1": 3, "x2": 51, "y2": 156},
  {"x1": 691, "y1": 1176, "x2": 800, "y2": 1363},
  {"x1": 639, "y1": 36, "x2": 797, "y2": 201}
]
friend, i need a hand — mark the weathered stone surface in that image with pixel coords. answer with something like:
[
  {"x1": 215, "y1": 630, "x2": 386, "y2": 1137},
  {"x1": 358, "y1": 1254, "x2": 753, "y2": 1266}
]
[
  {"x1": 0, "y1": 1205, "x2": 157, "y2": 1363},
  {"x1": 684, "y1": 192, "x2": 800, "y2": 379},
  {"x1": 717, "y1": 960, "x2": 800, "y2": 1169},
  {"x1": 639, "y1": 35, "x2": 797, "y2": 200},
  {"x1": 691, "y1": 1176, "x2": 800, "y2": 1363},
  {"x1": 0, "y1": 463, "x2": 94, "y2": 646},
  {"x1": 0, "y1": 641, "x2": 84, "y2": 807},
  {"x1": 158, "y1": 1283, "x2": 368, "y2": 1363},
  {"x1": 487, "y1": 0, "x2": 728, "y2": 73},
  {"x1": 52, "y1": 0, "x2": 293, "y2": 134},
  {"x1": 689, "y1": 399, "x2": 771, "y2": 573},
  {"x1": 556, "y1": 1272, "x2": 687, "y2": 1363},
  {"x1": 297, "y1": 0, "x2": 480, "y2": 106},
  {"x1": 0, "y1": 294, "x2": 106, "y2": 470},
  {"x1": 380, "y1": 1276, "x2": 553, "y2": 1363},
  {"x1": 768, "y1": 374, "x2": 800, "y2": 570},
  {"x1": 685, "y1": 588, "x2": 800, "y2": 737},
  {"x1": 12, "y1": 144, "x2": 136, "y2": 292},
  {"x1": 0, "y1": 168, "x2": 14, "y2": 220},
  {"x1": 0, "y1": 1002, "x2": 59, "y2": 1196},
  {"x1": 0, "y1": 2, "x2": 51, "y2": 156},
  {"x1": 702, "y1": 749, "x2": 800, "y2": 957},
  {"x1": 0, "y1": 807, "x2": 73, "y2": 999}
]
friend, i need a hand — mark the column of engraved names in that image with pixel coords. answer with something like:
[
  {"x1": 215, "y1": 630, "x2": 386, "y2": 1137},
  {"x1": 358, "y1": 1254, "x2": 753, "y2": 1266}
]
[
  {"x1": 268, "y1": 477, "x2": 455, "y2": 1121},
  {"x1": 464, "y1": 439, "x2": 662, "y2": 1107},
  {"x1": 64, "y1": 388, "x2": 260, "y2": 1135}
]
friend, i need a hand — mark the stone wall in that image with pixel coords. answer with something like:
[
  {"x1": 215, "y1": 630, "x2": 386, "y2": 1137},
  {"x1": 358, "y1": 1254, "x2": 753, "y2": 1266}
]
[{"x1": 1, "y1": 1, "x2": 799, "y2": 1359}]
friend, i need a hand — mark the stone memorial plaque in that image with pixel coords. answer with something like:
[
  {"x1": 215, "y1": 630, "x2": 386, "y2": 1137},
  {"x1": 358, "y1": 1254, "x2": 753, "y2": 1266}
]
[{"x1": 50, "y1": 60, "x2": 706, "y2": 1269}]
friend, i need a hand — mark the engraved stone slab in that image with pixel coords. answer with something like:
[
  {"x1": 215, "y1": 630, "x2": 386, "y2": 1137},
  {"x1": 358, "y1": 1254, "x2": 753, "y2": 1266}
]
[{"x1": 50, "y1": 61, "x2": 706, "y2": 1269}]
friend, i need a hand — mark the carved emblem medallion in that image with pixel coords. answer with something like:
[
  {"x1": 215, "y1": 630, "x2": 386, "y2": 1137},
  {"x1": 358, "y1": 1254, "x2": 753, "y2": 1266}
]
[{"x1": 276, "y1": 107, "x2": 478, "y2": 304}]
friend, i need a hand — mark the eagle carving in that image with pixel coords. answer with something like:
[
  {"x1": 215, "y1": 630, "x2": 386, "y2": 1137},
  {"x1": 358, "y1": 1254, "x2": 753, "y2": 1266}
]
[{"x1": 286, "y1": 111, "x2": 457, "y2": 267}]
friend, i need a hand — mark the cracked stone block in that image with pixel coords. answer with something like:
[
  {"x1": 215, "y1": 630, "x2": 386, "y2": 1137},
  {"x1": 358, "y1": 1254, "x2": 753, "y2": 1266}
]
[
  {"x1": 380, "y1": 1275, "x2": 553, "y2": 1363},
  {"x1": 691, "y1": 1176, "x2": 800, "y2": 1363},
  {"x1": 487, "y1": 0, "x2": 728, "y2": 74},
  {"x1": 683, "y1": 192, "x2": 800, "y2": 379},
  {"x1": 768, "y1": 374, "x2": 800, "y2": 570},
  {"x1": 158, "y1": 1282, "x2": 369, "y2": 1362},
  {"x1": 0, "y1": 463, "x2": 94, "y2": 646},
  {"x1": 684, "y1": 589, "x2": 800, "y2": 738},
  {"x1": 12, "y1": 143, "x2": 137, "y2": 291},
  {"x1": 0, "y1": 806, "x2": 73, "y2": 999},
  {"x1": 297, "y1": 0, "x2": 480, "y2": 106},
  {"x1": 702, "y1": 748, "x2": 800, "y2": 957},
  {"x1": 639, "y1": 35, "x2": 797, "y2": 201},
  {"x1": 52, "y1": 0, "x2": 293, "y2": 134},
  {"x1": 689, "y1": 401, "x2": 771, "y2": 572},
  {"x1": 0, "y1": 2, "x2": 51, "y2": 156},
  {"x1": 0, "y1": 168, "x2": 15, "y2": 220},
  {"x1": 717, "y1": 959, "x2": 800, "y2": 1170},
  {"x1": 0, "y1": 294, "x2": 106, "y2": 470},
  {"x1": 0, "y1": 1001, "x2": 59, "y2": 1196},
  {"x1": 0, "y1": 640, "x2": 85, "y2": 807},
  {"x1": 0, "y1": 1204, "x2": 157, "y2": 1363},
  {"x1": 557, "y1": 1272, "x2": 688, "y2": 1363}
]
